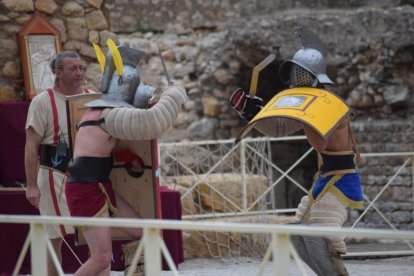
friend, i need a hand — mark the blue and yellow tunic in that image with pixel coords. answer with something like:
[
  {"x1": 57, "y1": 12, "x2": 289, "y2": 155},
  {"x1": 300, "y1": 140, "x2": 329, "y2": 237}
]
[
  {"x1": 308, "y1": 151, "x2": 364, "y2": 209},
  {"x1": 309, "y1": 173, "x2": 363, "y2": 209}
]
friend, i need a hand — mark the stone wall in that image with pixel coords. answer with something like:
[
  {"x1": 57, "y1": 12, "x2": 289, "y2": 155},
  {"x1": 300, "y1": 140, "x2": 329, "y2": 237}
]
[
  {"x1": 0, "y1": 0, "x2": 413, "y2": 229},
  {"x1": 0, "y1": 0, "x2": 115, "y2": 100}
]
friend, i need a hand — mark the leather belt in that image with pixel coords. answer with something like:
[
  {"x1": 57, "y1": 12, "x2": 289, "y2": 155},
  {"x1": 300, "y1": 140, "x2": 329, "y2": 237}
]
[
  {"x1": 319, "y1": 151, "x2": 356, "y2": 177},
  {"x1": 39, "y1": 145, "x2": 69, "y2": 173},
  {"x1": 67, "y1": 156, "x2": 113, "y2": 183}
]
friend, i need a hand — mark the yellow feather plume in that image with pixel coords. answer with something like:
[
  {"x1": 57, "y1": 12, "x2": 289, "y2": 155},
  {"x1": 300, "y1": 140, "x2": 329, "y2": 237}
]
[
  {"x1": 92, "y1": 43, "x2": 106, "y2": 73},
  {"x1": 107, "y1": 39, "x2": 123, "y2": 77}
]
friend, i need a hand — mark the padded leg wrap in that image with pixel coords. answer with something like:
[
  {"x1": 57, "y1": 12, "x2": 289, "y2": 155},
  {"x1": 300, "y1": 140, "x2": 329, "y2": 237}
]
[
  {"x1": 294, "y1": 196, "x2": 311, "y2": 223},
  {"x1": 309, "y1": 192, "x2": 348, "y2": 254},
  {"x1": 101, "y1": 82, "x2": 188, "y2": 140}
]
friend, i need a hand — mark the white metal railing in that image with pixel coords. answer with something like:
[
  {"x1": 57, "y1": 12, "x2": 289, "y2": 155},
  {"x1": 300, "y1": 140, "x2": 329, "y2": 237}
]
[
  {"x1": 159, "y1": 136, "x2": 309, "y2": 220},
  {"x1": 158, "y1": 137, "x2": 414, "y2": 257},
  {"x1": 1, "y1": 215, "x2": 414, "y2": 276},
  {"x1": 347, "y1": 152, "x2": 414, "y2": 256}
]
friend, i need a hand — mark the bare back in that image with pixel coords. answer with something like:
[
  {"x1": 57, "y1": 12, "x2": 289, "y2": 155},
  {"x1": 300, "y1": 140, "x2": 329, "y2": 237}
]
[
  {"x1": 324, "y1": 120, "x2": 352, "y2": 152},
  {"x1": 73, "y1": 108, "x2": 118, "y2": 159},
  {"x1": 302, "y1": 119, "x2": 352, "y2": 153}
]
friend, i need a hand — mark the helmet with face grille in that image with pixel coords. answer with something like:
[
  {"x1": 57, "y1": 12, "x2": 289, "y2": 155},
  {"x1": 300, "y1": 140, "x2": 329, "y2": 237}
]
[
  {"x1": 279, "y1": 27, "x2": 333, "y2": 87},
  {"x1": 290, "y1": 63, "x2": 316, "y2": 87}
]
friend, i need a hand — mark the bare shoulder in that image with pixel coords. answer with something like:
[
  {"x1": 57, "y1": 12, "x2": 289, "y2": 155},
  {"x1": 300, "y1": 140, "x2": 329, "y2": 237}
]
[
  {"x1": 337, "y1": 117, "x2": 349, "y2": 130},
  {"x1": 80, "y1": 108, "x2": 103, "y2": 122},
  {"x1": 325, "y1": 119, "x2": 351, "y2": 151}
]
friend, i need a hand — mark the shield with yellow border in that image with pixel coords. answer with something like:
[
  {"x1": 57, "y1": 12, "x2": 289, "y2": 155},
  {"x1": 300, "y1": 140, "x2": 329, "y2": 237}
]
[{"x1": 235, "y1": 87, "x2": 351, "y2": 143}]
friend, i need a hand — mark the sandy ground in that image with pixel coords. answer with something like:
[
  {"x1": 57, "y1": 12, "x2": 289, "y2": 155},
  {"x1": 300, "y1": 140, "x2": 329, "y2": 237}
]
[{"x1": 101, "y1": 255, "x2": 414, "y2": 276}]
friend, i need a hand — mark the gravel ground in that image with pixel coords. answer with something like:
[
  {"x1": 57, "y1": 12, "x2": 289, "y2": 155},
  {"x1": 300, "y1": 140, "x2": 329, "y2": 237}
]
[{"x1": 103, "y1": 255, "x2": 414, "y2": 276}]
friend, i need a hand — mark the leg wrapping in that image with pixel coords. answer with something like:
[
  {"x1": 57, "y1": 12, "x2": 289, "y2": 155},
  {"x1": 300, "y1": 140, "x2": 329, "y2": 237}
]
[
  {"x1": 293, "y1": 195, "x2": 311, "y2": 224},
  {"x1": 309, "y1": 192, "x2": 348, "y2": 254}
]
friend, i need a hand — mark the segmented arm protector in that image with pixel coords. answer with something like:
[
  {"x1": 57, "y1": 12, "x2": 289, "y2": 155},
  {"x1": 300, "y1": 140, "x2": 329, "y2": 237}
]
[{"x1": 100, "y1": 82, "x2": 188, "y2": 140}]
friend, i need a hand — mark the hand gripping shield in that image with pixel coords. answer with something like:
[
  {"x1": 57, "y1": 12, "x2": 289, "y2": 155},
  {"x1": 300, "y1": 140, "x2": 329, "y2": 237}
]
[{"x1": 279, "y1": 27, "x2": 333, "y2": 86}]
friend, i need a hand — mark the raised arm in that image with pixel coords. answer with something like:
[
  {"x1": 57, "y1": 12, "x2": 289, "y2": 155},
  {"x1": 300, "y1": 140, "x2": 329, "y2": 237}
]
[
  {"x1": 302, "y1": 118, "x2": 350, "y2": 153},
  {"x1": 301, "y1": 123, "x2": 328, "y2": 152},
  {"x1": 101, "y1": 82, "x2": 188, "y2": 140}
]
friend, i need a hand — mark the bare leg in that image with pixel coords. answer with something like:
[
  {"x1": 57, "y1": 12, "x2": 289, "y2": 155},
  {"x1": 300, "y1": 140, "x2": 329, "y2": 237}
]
[
  {"x1": 48, "y1": 237, "x2": 62, "y2": 276},
  {"x1": 114, "y1": 193, "x2": 145, "y2": 275},
  {"x1": 74, "y1": 212, "x2": 112, "y2": 276},
  {"x1": 97, "y1": 264, "x2": 111, "y2": 276},
  {"x1": 114, "y1": 193, "x2": 143, "y2": 239}
]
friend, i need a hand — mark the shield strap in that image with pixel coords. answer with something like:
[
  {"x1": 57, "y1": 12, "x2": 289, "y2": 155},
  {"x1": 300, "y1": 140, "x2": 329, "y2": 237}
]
[{"x1": 76, "y1": 118, "x2": 105, "y2": 131}]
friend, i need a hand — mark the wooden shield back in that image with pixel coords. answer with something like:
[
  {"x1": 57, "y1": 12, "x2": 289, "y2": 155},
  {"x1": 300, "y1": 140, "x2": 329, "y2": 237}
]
[
  {"x1": 110, "y1": 139, "x2": 161, "y2": 240},
  {"x1": 66, "y1": 93, "x2": 102, "y2": 158},
  {"x1": 65, "y1": 94, "x2": 161, "y2": 243}
]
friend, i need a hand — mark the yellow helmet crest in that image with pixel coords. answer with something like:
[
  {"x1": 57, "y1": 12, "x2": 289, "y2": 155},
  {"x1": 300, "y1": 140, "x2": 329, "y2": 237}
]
[
  {"x1": 107, "y1": 39, "x2": 123, "y2": 77},
  {"x1": 92, "y1": 43, "x2": 106, "y2": 73}
]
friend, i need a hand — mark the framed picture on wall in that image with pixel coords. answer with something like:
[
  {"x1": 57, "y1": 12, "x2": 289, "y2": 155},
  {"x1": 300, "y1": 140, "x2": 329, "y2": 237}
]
[{"x1": 19, "y1": 11, "x2": 62, "y2": 100}]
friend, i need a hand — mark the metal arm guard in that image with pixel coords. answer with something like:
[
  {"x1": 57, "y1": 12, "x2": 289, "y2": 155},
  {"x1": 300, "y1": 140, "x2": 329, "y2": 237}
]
[
  {"x1": 100, "y1": 82, "x2": 187, "y2": 140},
  {"x1": 291, "y1": 236, "x2": 349, "y2": 276}
]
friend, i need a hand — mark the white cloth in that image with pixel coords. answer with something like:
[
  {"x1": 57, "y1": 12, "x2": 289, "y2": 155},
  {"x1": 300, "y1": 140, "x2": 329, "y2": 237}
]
[
  {"x1": 26, "y1": 89, "x2": 71, "y2": 144},
  {"x1": 294, "y1": 192, "x2": 348, "y2": 254},
  {"x1": 26, "y1": 88, "x2": 94, "y2": 238}
]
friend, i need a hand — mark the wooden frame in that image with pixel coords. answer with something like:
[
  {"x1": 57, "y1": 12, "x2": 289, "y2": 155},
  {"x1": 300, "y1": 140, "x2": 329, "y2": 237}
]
[
  {"x1": 65, "y1": 93, "x2": 102, "y2": 158},
  {"x1": 19, "y1": 11, "x2": 62, "y2": 100}
]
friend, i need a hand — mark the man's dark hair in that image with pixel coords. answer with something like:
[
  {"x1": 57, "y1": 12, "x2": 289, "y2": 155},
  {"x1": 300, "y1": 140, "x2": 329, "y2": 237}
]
[
  {"x1": 49, "y1": 51, "x2": 80, "y2": 74},
  {"x1": 49, "y1": 51, "x2": 81, "y2": 86}
]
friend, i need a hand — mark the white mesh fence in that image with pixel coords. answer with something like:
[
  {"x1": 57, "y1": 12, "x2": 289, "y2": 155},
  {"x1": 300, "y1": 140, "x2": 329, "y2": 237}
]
[
  {"x1": 158, "y1": 137, "x2": 308, "y2": 258},
  {"x1": 158, "y1": 137, "x2": 414, "y2": 259}
]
